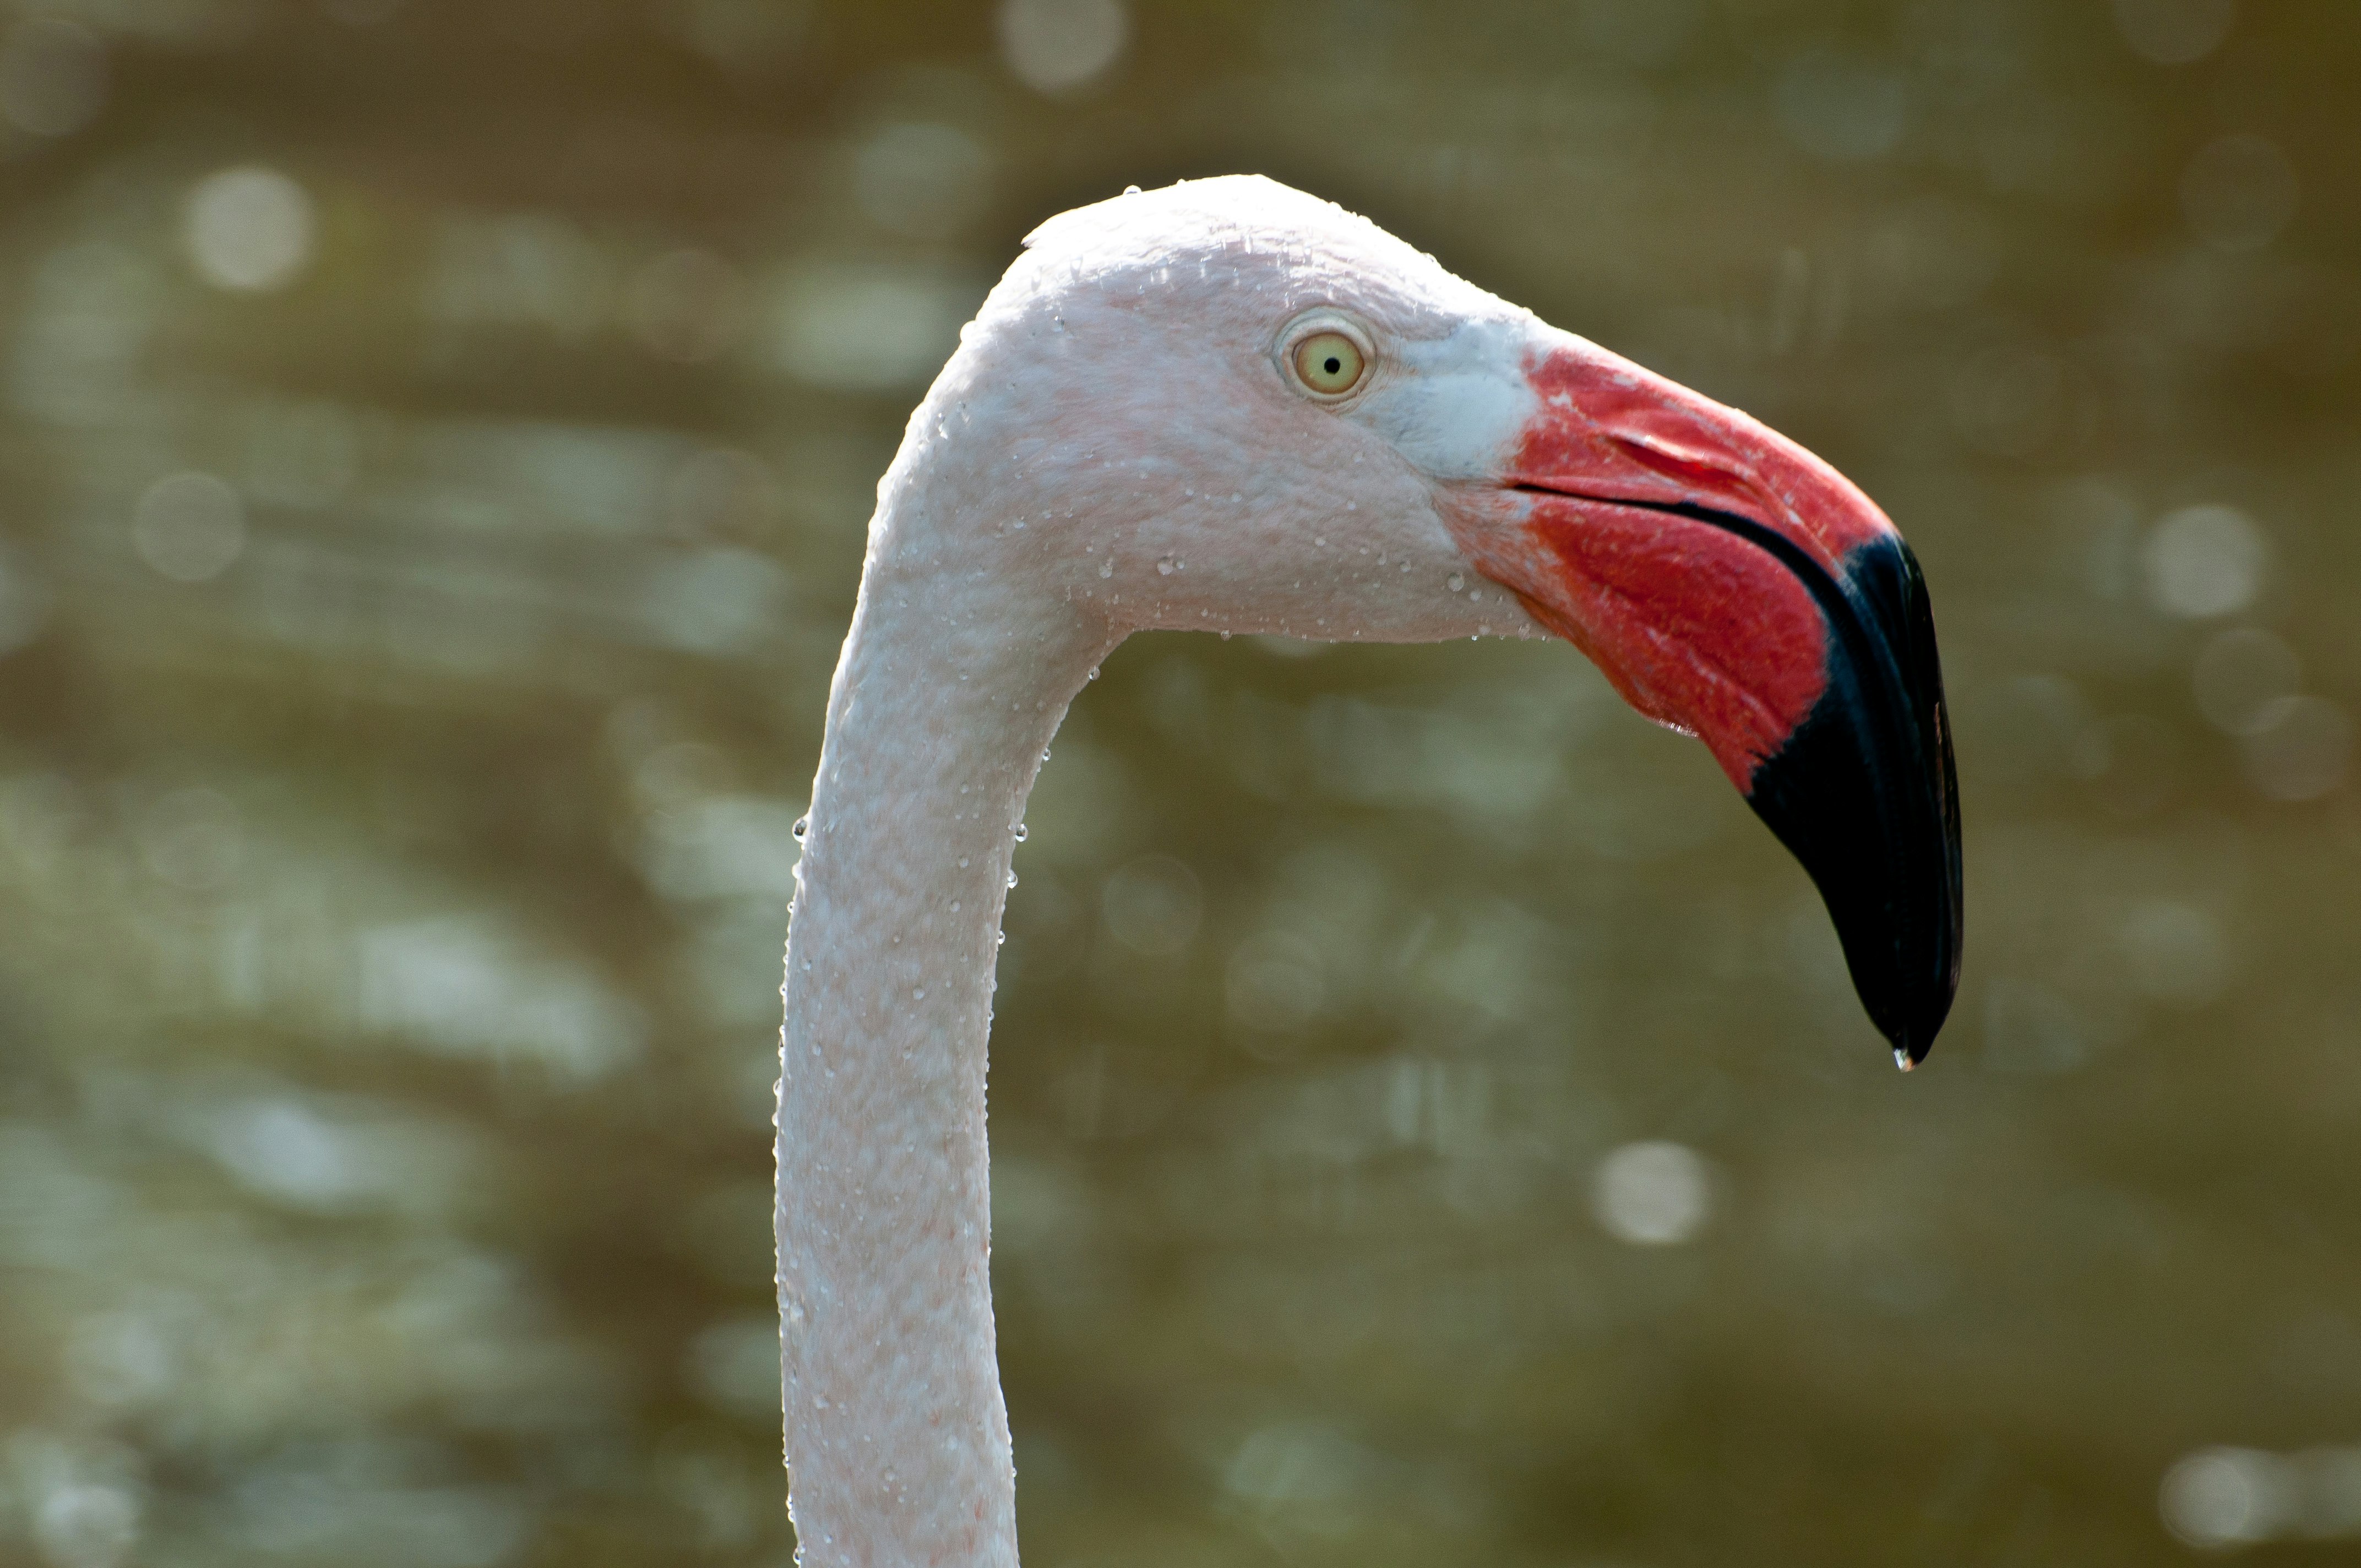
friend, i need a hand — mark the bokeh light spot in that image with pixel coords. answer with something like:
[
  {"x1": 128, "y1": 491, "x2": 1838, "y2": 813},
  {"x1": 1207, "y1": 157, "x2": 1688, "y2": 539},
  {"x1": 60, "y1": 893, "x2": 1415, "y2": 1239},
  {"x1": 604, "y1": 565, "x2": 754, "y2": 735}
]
[
  {"x1": 2142, "y1": 503, "x2": 2268, "y2": 618},
  {"x1": 184, "y1": 166, "x2": 315, "y2": 293},
  {"x1": 2163, "y1": 1446, "x2": 2281, "y2": 1548},
  {"x1": 2193, "y1": 628, "x2": 2301, "y2": 735},
  {"x1": 2159, "y1": 1446, "x2": 2361, "y2": 1548},
  {"x1": 32, "y1": 1479, "x2": 142, "y2": 1568},
  {"x1": 133, "y1": 471, "x2": 246, "y2": 582},
  {"x1": 2117, "y1": 900, "x2": 2229, "y2": 1006},
  {"x1": 998, "y1": 0, "x2": 1128, "y2": 94},
  {"x1": 772, "y1": 262, "x2": 980, "y2": 393},
  {"x1": 2114, "y1": 0, "x2": 2237, "y2": 66},
  {"x1": 638, "y1": 547, "x2": 786, "y2": 657},
  {"x1": 1592, "y1": 1140, "x2": 1711, "y2": 1246}
]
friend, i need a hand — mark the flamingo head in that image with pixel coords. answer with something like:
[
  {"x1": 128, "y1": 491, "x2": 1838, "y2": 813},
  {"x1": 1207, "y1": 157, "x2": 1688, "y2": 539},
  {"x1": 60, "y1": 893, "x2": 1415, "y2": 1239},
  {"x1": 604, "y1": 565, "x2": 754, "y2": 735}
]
[{"x1": 938, "y1": 176, "x2": 1961, "y2": 1065}]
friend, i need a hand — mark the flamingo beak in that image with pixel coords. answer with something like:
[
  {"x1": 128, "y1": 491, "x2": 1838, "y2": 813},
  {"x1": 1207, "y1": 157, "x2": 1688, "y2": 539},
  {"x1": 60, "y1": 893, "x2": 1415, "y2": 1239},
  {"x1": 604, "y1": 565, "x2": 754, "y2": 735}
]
[{"x1": 1448, "y1": 336, "x2": 1962, "y2": 1066}]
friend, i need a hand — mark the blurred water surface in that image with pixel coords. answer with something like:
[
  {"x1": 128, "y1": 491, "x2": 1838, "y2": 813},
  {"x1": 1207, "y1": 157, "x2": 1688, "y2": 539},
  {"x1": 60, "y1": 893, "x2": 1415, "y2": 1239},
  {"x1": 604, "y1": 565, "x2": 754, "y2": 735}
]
[{"x1": 1, "y1": 1, "x2": 2358, "y2": 1564}]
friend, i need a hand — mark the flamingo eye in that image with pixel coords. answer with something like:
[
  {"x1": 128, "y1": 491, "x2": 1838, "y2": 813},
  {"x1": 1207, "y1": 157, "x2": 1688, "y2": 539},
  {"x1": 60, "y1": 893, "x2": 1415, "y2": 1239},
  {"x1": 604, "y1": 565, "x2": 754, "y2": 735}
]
[{"x1": 1292, "y1": 331, "x2": 1366, "y2": 395}]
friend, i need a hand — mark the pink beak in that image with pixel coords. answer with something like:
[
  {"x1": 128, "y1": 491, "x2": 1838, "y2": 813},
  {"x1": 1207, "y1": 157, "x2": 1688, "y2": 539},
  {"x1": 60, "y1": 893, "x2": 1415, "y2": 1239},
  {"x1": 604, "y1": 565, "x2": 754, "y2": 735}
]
[{"x1": 1445, "y1": 336, "x2": 1963, "y2": 1067}]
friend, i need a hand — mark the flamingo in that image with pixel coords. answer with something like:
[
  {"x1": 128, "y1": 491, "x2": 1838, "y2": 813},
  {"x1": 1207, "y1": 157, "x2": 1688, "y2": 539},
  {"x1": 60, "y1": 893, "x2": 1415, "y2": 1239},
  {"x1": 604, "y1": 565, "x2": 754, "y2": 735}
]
[{"x1": 777, "y1": 176, "x2": 1961, "y2": 1565}]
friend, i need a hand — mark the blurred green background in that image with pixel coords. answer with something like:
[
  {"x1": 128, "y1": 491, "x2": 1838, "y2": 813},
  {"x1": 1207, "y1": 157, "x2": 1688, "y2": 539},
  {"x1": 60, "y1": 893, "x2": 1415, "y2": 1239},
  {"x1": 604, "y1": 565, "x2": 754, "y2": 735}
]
[{"x1": 1, "y1": 0, "x2": 2357, "y2": 1564}]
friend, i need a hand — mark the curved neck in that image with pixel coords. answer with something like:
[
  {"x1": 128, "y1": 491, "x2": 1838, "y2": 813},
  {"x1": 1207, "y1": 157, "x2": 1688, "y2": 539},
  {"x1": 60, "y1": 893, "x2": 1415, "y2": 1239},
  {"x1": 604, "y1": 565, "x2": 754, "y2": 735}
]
[{"x1": 778, "y1": 489, "x2": 1112, "y2": 1567}]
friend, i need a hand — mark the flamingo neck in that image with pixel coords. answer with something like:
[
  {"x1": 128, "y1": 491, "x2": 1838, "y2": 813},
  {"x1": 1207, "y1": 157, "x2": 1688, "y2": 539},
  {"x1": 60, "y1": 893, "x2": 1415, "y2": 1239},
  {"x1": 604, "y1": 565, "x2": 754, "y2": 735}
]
[{"x1": 778, "y1": 492, "x2": 1111, "y2": 1567}]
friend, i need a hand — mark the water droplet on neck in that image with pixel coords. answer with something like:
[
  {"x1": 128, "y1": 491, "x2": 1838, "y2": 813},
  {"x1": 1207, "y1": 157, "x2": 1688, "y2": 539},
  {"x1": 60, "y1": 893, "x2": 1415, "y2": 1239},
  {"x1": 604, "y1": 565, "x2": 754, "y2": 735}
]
[
  {"x1": 792, "y1": 816, "x2": 809, "y2": 840},
  {"x1": 1098, "y1": 560, "x2": 1114, "y2": 579},
  {"x1": 913, "y1": 987, "x2": 926, "y2": 1000},
  {"x1": 958, "y1": 857, "x2": 970, "y2": 868},
  {"x1": 1042, "y1": 748, "x2": 1052, "y2": 762},
  {"x1": 1447, "y1": 573, "x2": 1465, "y2": 592},
  {"x1": 1086, "y1": 666, "x2": 1100, "y2": 680},
  {"x1": 1013, "y1": 823, "x2": 1028, "y2": 841},
  {"x1": 1220, "y1": 629, "x2": 1231, "y2": 640},
  {"x1": 949, "y1": 900, "x2": 960, "y2": 912},
  {"x1": 1156, "y1": 557, "x2": 1175, "y2": 576},
  {"x1": 1006, "y1": 871, "x2": 1018, "y2": 888}
]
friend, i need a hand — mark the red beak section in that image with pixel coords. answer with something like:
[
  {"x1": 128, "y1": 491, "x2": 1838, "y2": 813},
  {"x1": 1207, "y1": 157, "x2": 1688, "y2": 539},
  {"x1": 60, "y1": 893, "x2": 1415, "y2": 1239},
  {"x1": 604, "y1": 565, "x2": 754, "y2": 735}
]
[{"x1": 1447, "y1": 339, "x2": 1962, "y2": 1066}]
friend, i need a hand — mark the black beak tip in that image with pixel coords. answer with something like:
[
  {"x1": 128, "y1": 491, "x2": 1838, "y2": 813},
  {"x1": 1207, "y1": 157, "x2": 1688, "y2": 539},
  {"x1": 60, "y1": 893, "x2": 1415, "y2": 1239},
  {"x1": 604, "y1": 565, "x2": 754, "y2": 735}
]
[
  {"x1": 1873, "y1": 975, "x2": 1954, "y2": 1071},
  {"x1": 1743, "y1": 533, "x2": 1963, "y2": 1072}
]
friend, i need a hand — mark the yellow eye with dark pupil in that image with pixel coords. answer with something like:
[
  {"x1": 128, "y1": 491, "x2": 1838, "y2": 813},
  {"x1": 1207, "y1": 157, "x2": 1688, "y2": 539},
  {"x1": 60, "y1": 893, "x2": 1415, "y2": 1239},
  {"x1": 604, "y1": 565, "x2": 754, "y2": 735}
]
[{"x1": 1294, "y1": 331, "x2": 1365, "y2": 395}]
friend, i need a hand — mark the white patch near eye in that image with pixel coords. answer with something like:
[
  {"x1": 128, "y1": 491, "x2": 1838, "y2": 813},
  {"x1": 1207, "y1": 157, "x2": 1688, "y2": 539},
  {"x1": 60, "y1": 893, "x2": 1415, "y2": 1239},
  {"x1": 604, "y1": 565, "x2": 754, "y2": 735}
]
[{"x1": 1353, "y1": 317, "x2": 1537, "y2": 480}]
